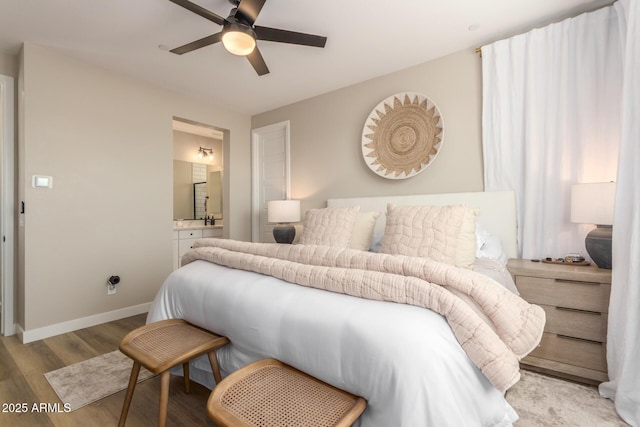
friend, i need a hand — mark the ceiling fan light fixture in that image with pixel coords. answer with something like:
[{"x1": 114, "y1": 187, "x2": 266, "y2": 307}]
[{"x1": 222, "y1": 23, "x2": 256, "y2": 56}]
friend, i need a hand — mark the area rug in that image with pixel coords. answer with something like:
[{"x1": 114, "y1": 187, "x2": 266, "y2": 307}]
[
  {"x1": 507, "y1": 370, "x2": 628, "y2": 426},
  {"x1": 44, "y1": 350, "x2": 155, "y2": 411}
]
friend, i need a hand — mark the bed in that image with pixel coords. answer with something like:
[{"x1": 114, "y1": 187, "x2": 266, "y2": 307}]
[{"x1": 147, "y1": 191, "x2": 544, "y2": 426}]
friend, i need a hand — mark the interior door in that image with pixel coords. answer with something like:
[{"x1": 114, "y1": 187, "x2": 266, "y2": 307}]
[
  {"x1": 251, "y1": 121, "x2": 291, "y2": 242},
  {"x1": 1, "y1": 74, "x2": 15, "y2": 336}
]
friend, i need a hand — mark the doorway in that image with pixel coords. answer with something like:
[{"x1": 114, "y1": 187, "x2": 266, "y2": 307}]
[
  {"x1": 172, "y1": 118, "x2": 225, "y2": 223},
  {"x1": 1, "y1": 74, "x2": 15, "y2": 336},
  {"x1": 251, "y1": 121, "x2": 291, "y2": 243}
]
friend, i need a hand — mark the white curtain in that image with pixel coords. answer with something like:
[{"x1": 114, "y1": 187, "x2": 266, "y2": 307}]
[
  {"x1": 482, "y1": 6, "x2": 622, "y2": 259},
  {"x1": 483, "y1": 1, "x2": 640, "y2": 424},
  {"x1": 599, "y1": 1, "x2": 640, "y2": 426}
]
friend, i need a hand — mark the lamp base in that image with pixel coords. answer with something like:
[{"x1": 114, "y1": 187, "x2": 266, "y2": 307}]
[
  {"x1": 585, "y1": 225, "x2": 612, "y2": 269},
  {"x1": 273, "y1": 224, "x2": 296, "y2": 244}
]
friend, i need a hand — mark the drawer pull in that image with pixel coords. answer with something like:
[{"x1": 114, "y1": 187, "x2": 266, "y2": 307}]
[
  {"x1": 557, "y1": 334, "x2": 603, "y2": 345},
  {"x1": 555, "y1": 279, "x2": 600, "y2": 286},
  {"x1": 555, "y1": 306, "x2": 601, "y2": 315}
]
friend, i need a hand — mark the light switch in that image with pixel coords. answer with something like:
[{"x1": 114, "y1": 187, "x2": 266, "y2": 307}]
[{"x1": 32, "y1": 175, "x2": 53, "y2": 188}]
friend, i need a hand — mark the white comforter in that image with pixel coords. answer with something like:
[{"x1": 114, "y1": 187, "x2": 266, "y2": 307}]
[{"x1": 148, "y1": 260, "x2": 519, "y2": 426}]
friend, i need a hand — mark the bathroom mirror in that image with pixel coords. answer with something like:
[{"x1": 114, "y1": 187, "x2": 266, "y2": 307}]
[
  {"x1": 173, "y1": 160, "x2": 223, "y2": 220},
  {"x1": 172, "y1": 119, "x2": 224, "y2": 220}
]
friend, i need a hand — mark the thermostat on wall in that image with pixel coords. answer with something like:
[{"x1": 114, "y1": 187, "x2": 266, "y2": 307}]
[{"x1": 32, "y1": 175, "x2": 53, "y2": 188}]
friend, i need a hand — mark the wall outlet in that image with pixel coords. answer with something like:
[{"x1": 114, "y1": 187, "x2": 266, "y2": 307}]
[{"x1": 107, "y1": 275, "x2": 120, "y2": 296}]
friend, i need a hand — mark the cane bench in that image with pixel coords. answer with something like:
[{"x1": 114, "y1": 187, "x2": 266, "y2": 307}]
[
  {"x1": 118, "y1": 319, "x2": 229, "y2": 427},
  {"x1": 207, "y1": 358, "x2": 366, "y2": 427}
]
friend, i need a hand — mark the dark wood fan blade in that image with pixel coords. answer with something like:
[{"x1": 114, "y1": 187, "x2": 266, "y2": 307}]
[
  {"x1": 246, "y1": 47, "x2": 269, "y2": 76},
  {"x1": 235, "y1": 0, "x2": 266, "y2": 26},
  {"x1": 169, "y1": 0, "x2": 226, "y2": 26},
  {"x1": 255, "y1": 26, "x2": 327, "y2": 48},
  {"x1": 170, "y1": 33, "x2": 222, "y2": 54}
]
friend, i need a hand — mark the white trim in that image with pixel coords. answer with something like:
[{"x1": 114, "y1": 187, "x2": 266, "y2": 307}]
[
  {"x1": 0, "y1": 74, "x2": 15, "y2": 336},
  {"x1": 17, "y1": 302, "x2": 151, "y2": 344},
  {"x1": 251, "y1": 121, "x2": 291, "y2": 242}
]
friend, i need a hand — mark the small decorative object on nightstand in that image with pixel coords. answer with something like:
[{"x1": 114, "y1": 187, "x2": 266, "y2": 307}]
[
  {"x1": 268, "y1": 199, "x2": 300, "y2": 244},
  {"x1": 571, "y1": 182, "x2": 615, "y2": 269},
  {"x1": 508, "y1": 258, "x2": 612, "y2": 385}
]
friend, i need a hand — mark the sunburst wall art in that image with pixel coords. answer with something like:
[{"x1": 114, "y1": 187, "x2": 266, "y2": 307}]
[{"x1": 361, "y1": 92, "x2": 444, "y2": 179}]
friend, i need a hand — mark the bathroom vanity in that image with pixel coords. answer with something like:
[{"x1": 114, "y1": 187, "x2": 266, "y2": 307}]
[{"x1": 173, "y1": 221, "x2": 223, "y2": 270}]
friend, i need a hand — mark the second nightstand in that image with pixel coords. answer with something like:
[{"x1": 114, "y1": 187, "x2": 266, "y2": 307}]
[{"x1": 507, "y1": 258, "x2": 612, "y2": 385}]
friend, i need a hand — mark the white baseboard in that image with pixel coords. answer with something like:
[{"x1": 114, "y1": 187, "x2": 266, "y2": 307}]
[{"x1": 17, "y1": 302, "x2": 151, "y2": 344}]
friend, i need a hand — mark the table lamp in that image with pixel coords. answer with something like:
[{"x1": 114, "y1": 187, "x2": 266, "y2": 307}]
[
  {"x1": 570, "y1": 182, "x2": 615, "y2": 269},
  {"x1": 268, "y1": 200, "x2": 300, "y2": 244}
]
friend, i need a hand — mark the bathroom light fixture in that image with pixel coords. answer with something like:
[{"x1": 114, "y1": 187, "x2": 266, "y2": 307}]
[{"x1": 197, "y1": 147, "x2": 214, "y2": 161}]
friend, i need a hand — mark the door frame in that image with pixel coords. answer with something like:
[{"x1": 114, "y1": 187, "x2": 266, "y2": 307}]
[
  {"x1": 1, "y1": 74, "x2": 15, "y2": 336},
  {"x1": 251, "y1": 121, "x2": 291, "y2": 242}
]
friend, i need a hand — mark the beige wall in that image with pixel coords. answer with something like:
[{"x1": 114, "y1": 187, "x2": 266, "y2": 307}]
[
  {"x1": 0, "y1": 52, "x2": 18, "y2": 78},
  {"x1": 18, "y1": 44, "x2": 251, "y2": 334},
  {"x1": 252, "y1": 49, "x2": 484, "y2": 213}
]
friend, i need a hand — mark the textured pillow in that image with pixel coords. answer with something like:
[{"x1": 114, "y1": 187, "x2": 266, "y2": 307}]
[
  {"x1": 299, "y1": 206, "x2": 360, "y2": 247},
  {"x1": 349, "y1": 211, "x2": 381, "y2": 251},
  {"x1": 379, "y1": 203, "x2": 478, "y2": 269}
]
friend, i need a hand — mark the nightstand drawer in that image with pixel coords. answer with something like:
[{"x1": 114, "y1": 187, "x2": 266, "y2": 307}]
[
  {"x1": 540, "y1": 304, "x2": 607, "y2": 343},
  {"x1": 516, "y1": 276, "x2": 610, "y2": 313},
  {"x1": 528, "y1": 333, "x2": 606, "y2": 372}
]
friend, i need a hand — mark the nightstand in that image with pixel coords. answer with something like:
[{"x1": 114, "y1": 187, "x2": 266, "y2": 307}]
[{"x1": 507, "y1": 259, "x2": 612, "y2": 385}]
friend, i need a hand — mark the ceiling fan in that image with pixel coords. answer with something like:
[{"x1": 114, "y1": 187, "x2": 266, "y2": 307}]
[{"x1": 168, "y1": 0, "x2": 327, "y2": 76}]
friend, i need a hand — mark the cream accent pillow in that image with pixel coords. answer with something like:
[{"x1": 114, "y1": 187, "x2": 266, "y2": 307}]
[
  {"x1": 457, "y1": 207, "x2": 480, "y2": 269},
  {"x1": 379, "y1": 204, "x2": 478, "y2": 269},
  {"x1": 349, "y1": 211, "x2": 381, "y2": 251},
  {"x1": 299, "y1": 206, "x2": 360, "y2": 247}
]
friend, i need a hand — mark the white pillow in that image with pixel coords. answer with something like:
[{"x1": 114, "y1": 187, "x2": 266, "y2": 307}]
[
  {"x1": 299, "y1": 206, "x2": 360, "y2": 247},
  {"x1": 475, "y1": 222, "x2": 508, "y2": 264},
  {"x1": 349, "y1": 211, "x2": 380, "y2": 251}
]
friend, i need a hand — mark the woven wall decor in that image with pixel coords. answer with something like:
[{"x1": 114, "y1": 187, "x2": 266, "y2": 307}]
[{"x1": 361, "y1": 92, "x2": 444, "y2": 179}]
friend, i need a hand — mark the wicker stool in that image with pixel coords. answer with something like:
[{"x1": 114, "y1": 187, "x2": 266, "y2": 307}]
[
  {"x1": 207, "y1": 358, "x2": 366, "y2": 427},
  {"x1": 118, "y1": 319, "x2": 229, "y2": 427}
]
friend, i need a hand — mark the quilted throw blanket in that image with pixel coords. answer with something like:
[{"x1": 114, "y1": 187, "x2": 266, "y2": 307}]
[{"x1": 182, "y1": 239, "x2": 545, "y2": 392}]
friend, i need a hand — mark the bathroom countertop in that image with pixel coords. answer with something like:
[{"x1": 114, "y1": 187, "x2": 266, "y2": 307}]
[{"x1": 173, "y1": 223, "x2": 223, "y2": 231}]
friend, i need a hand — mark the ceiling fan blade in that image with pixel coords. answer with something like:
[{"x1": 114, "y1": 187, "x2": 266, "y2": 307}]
[
  {"x1": 246, "y1": 47, "x2": 269, "y2": 76},
  {"x1": 255, "y1": 26, "x2": 327, "y2": 48},
  {"x1": 170, "y1": 33, "x2": 222, "y2": 54},
  {"x1": 235, "y1": 0, "x2": 266, "y2": 26},
  {"x1": 168, "y1": 0, "x2": 226, "y2": 26}
]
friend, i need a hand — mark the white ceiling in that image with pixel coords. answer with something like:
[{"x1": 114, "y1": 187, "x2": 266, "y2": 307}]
[{"x1": 0, "y1": 0, "x2": 611, "y2": 116}]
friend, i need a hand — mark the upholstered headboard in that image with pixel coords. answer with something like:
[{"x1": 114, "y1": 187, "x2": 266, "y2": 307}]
[{"x1": 327, "y1": 191, "x2": 517, "y2": 259}]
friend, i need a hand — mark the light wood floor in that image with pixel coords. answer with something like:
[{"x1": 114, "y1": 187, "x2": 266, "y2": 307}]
[{"x1": 0, "y1": 314, "x2": 217, "y2": 426}]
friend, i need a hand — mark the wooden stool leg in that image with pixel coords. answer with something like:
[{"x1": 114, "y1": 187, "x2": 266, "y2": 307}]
[
  {"x1": 183, "y1": 362, "x2": 190, "y2": 394},
  {"x1": 159, "y1": 371, "x2": 171, "y2": 427},
  {"x1": 118, "y1": 361, "x2": 141, "y2": 427},
  {"x1": 207, "y1": 351, "x2": 223, "y2": 384}
]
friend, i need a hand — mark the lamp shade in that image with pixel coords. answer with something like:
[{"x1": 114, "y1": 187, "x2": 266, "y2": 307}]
[
  {"x1": 267, "y1": 200, "x2": 301, "y2": 223},
  {"x1": 570, "y1": 182, "x2": 615, "y2": 225}
]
